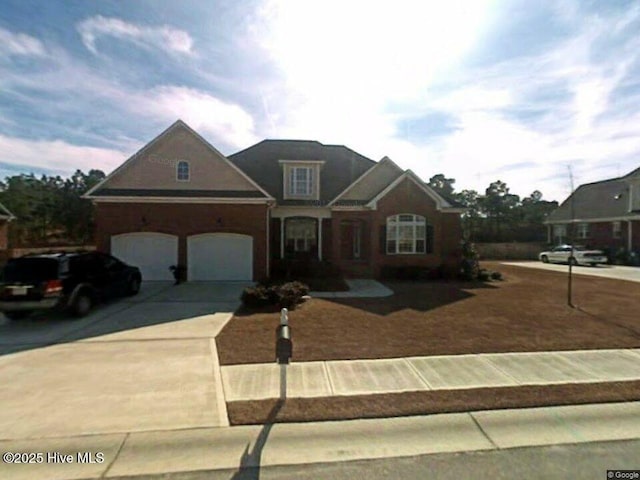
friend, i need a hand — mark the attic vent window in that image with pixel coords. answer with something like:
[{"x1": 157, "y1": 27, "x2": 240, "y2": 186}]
[{"x1": 177, "y1": 161, "x2": 190, "y2": 181}]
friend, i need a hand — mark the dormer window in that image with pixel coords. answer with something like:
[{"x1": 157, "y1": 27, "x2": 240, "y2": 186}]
[
  {"x1": 290, "y1": 166, "x2": 313, "y2": 196},
  {"x1": 177, "y1": 161, "x2": 190, "y2": 181},
  {"x1": 280, "y1": 160, "x2": 324, "y2": 200}
]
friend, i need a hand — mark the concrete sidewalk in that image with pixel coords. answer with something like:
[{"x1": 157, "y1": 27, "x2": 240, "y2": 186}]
[
  {"x1": 3, "y1": 402, "x2": 640, "y2": 479},
  {"x1": 503, "y1": 261, "x2": 640, "y2": 283},
  {"x1": 221, "y1": 348, "x2": 640, "y2": 401}
]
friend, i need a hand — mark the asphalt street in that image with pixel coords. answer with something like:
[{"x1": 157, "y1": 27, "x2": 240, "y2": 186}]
[{"x1": 104, "y1": 439, "x2": 640, "y2": 480}]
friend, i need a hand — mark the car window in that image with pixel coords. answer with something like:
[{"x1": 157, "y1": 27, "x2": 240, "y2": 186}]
[{"x1": 2, "y1": 258, "x2": 60, "y2": 282}]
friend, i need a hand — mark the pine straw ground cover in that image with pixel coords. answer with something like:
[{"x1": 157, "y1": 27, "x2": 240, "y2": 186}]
[{"x1": 216, "y1": 262, "x2": 640, "y2": 424}]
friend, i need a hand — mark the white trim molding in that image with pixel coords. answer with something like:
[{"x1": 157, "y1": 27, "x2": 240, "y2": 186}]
[{"x1": 90, "y1": 196, "x2": 272, "y2": 204}]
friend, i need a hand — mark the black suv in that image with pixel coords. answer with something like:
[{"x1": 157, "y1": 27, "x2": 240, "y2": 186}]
[{"x1": 0, "y1": 251, "x2": 142, "y2": 319}]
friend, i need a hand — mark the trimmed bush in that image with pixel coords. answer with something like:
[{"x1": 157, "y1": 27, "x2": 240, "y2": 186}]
[
  {"x1": 275, "y1": 281, "x2": 309, "y2": 309},
  {"x1": 240, "y1": 286, "x2": 271, "y2": 308},
  {"x1": 490, "y1": 271, "x2": 503, "y2": 281},
  {"x1": 241, "y1": 281, "x2": 310, "y2": 309}
]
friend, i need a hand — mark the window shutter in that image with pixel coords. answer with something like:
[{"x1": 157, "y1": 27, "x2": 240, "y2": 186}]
[
  {"x1": 426, "y1": 225, "x2": 434, "y2": 254},
  {"x1": 380, "y1": 225, "x2": 387, "y2": 255}
]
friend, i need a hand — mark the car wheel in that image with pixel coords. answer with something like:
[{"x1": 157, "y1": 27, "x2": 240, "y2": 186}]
[
  {"x1": 126, "y1": 276, "x2": 141, "y2": 296},
  {"x1": 541, "y1": 255, "x2": 549, "y2": 263},
  {"x1": 3, "y1": 311, "x2": 32, "y2": 320},
  {"x1": 569, "y1": 257, "x2": 578, "y2": 266},
  {"x1": 72, "y1": 293, "x2": 92, "y2": 317}
]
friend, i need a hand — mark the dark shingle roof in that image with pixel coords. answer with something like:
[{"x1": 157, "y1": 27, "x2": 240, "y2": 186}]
[
  {"x1": 91, "y1": 188, "x2": 267, "y2": 198},
  {"x1": 546, "y1": 174, "x2": 635, "y2": 222},
  {"x1": 228, "y1": 140, "x2": 375, "y2": 205}
]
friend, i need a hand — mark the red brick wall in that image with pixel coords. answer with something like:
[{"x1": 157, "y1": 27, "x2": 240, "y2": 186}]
[
  {"x1": 330, "y1": 210, "x2": 374, "y2": 276},
  {"x1": 330, "y1": 179, "x2": 463, "y2": 277},
  {"x1": 372, "y1": 178, "x2": 462, "y2": 276},
  {"x1": 95, "y1": 202, "x2": 269, "y2": 279},
  {"x1": 585, "y1": 222, "x2": 626, "y2": 250}
]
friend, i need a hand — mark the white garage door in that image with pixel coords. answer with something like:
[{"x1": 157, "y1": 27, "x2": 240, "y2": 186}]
[
  {"x1": 187, "y1": 233, "x2": 253, "y2": 281},
  {"x1": 111, "y1": 232, "x2": 178, "y2": 281}
]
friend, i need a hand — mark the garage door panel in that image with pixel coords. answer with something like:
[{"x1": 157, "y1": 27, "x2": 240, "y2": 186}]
[
  {"x1": 111, "y1": 233, "x2": 177, "y2": 281},
  {"x1": 188, "y1": 234, "x2": 252, "y2": 281}
]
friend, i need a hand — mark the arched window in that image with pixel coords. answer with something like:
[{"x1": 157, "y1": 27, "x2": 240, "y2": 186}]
[
  {"x1": 176, "y1": 161, "x2": 190, "y2": 181},
  {"x1": 386, "y1": 214, "x2": 431, "y2": 254}
]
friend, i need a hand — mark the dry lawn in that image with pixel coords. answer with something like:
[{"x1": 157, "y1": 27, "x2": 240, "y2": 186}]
[
  {"x1": 217, "y1": 262, "x2": 640, "y2": 365},
  {"x1": 227, "y1": 381, "x2": 640, "y2": 425}
]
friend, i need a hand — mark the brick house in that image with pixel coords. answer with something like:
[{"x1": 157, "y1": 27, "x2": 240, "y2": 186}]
[
  {"x1": 544, "y1": 166, "x2": 640, "y2": 254},
  {"x1": 85, "y1": 120, "x2": 465, "y2": 281}
]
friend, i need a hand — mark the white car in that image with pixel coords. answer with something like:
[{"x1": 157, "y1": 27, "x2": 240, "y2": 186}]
[{"x1": 539, "y1": 245, "x2": 608, "y2": 266}]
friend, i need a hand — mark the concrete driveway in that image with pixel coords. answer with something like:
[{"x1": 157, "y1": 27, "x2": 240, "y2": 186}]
[
  {"x1": 0, "y1": 281, "x2": 246, "y2": 440},
  {"x1": 502, "y1": 261, "x2": 640, "y2": 283}
]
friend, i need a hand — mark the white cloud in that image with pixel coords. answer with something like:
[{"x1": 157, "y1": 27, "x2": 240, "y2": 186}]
[
  {"x1": 0, "y1": 134, "x2": 125, "y2": 175},
  {"x1": 77, "y1": 16, "x2": 194, "y2": 56},
  {"x1": 0, "y1": 27, "x2": 46, "y2": 57},
  {"x1": 133, "y1": 86, "x2": 258, "y2": 149},
  {"x1": 251, "y1": 0, "x2": 640, "y2": 202}
]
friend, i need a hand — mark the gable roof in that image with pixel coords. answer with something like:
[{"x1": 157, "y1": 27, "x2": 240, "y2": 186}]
[
  {"x1": 85, "y1": 120, "x2": 272, "y2": 201},
  {"x1": 228, "y1": 140, "x2": 375, "y2": 205},
  {"x1": 546, "y1": 166, "x2": 640, "y2": 223},
  {"x1": 0, "y1": 202, "x2": 15, "y2": 220},
  {"x1": 366, "y1": 170, "x2": 464, "y2": 211},
  {"x1": 329, "y1": 156, "x2": 404, "y2": 206}
]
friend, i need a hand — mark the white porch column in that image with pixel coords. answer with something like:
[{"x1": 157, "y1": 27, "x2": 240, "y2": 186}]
[{"x1": 318, "y1": 219, "x2": 323, "y2": 261}]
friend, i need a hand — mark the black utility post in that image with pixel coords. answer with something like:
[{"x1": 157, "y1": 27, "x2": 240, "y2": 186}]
[{"x1": 567, "y1": 166, "x2": 576, "y2": 308}]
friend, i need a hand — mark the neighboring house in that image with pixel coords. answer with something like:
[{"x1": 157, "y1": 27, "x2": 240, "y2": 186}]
[
  {"x1": 0, "y1": 202, "x2": 16, "y2": 254},
  {"x1": 85, "y1": 120, "x2": 465, "y2": 281},
  {"x1": 545, "y1": 167, "x2": 640, "y2": 253}
]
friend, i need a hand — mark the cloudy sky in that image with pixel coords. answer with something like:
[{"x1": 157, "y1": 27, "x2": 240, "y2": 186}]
[{"x1": 1, "y1": 0, "x2": 640, "y2": 202}]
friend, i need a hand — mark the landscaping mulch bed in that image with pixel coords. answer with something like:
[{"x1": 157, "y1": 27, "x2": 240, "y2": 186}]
[
  {"x1": 227, "y1": 380, "x2": 640, "y2": 425},
  {"x1": 217, "y1": 262, "x2": 640, "y2": 365}
]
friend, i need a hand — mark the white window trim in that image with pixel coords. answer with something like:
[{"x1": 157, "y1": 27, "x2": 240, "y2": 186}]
[
  {"x1": 613, "y1": 221, "x2": 622, "y2": 239},
  {"x1": 386, "y1": 214, "x2": 427, "y2": 255},
  {"x1": 176, "y1": 160, "x2": 190, "y2": 182},
  {"x1": 289, "y1": 166, "x2": 313, "y2": 196},
  {"x1": 280, "y1": 161, "x2": 323, "y2": 200},
  {"x1": 577, "y1": 223, "x2": 589, "y2": 239}
]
